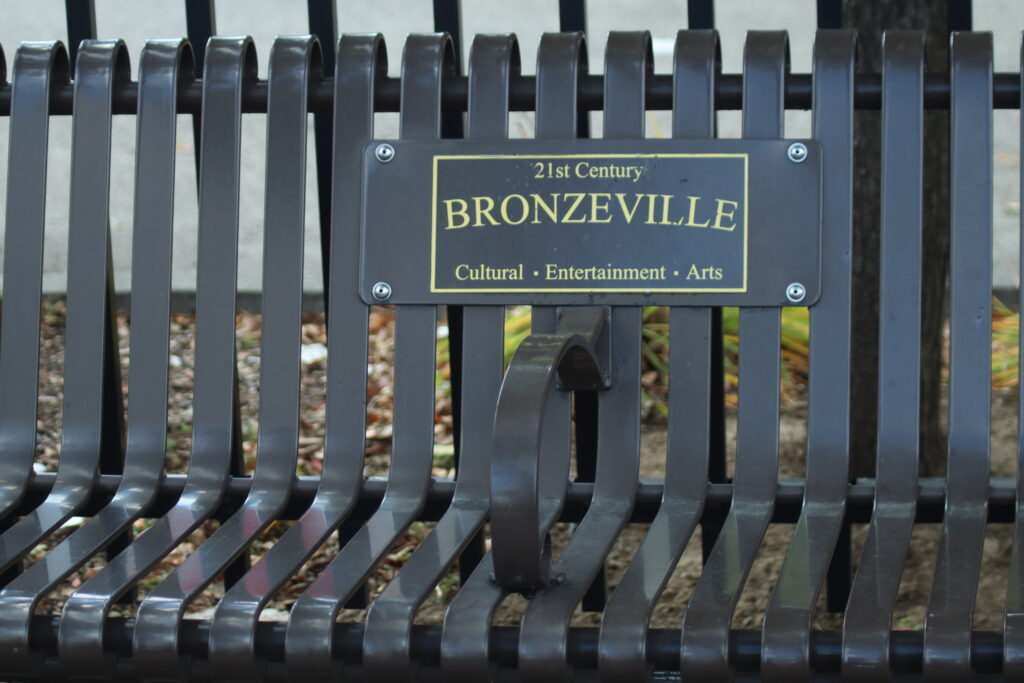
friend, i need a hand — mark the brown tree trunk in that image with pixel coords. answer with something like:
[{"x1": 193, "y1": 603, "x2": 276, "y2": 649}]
[{"x1": 843, "y1": 2, "x2": 950, "y2": 477}]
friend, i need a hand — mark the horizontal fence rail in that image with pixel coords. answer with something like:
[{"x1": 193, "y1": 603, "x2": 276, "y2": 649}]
[{"x1": 0, "y1": 72, "x2": 1020, "y2": 114}]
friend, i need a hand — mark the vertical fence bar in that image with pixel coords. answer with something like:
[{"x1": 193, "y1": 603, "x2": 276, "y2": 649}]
[
  {"x1": 64, "y1": 0, "x2": 96, "y2": 76},
  {"x1": 687, "y1": 0, "x2": 714, "y2": 30},
  {"x1": 307, "y1": 0, "x2": 336, "y2": 310},
  {"x1": 948, "y1": 0, "x2": 973, "y2": 31},
  {"x1": 558, "y1": 0, "x2": 588, "y2": 137},
  {"x1": 816, "y1": 0, "x2": 843, "y2": 30},
  {"x1": 185, "y1": 0, "x2": 216, "y2": 183}
]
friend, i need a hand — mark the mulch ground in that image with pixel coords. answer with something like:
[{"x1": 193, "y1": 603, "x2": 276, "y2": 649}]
[{"x1": 25, "y1": 302, "x2": 1019, "y2": 630}]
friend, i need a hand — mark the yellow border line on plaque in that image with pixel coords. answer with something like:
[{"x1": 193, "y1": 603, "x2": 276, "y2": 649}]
[{"x1": 430, "y1": 153, "x2": 749, "y2": 294}]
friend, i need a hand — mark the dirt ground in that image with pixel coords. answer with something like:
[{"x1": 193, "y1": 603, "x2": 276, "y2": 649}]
[{"x1": 22, "y1": 303, "x2": 1021, "y2": 633}]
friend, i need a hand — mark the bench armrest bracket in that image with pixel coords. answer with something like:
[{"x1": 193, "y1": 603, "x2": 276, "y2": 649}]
[{"x1": 490, "y1": 306, "x2": 610, "y2": 594}]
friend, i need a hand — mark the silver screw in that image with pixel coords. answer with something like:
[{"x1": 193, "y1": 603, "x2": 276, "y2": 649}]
[
  {"x1": 374, "y1": 143, "x2": 395, "y2": 163},
  {"x1": 371, "y1": 281, "x2": 392, "y2": 301},
  {"x1": 787, "y1": 142, "x2": 808, "y2": 163},
  {"x1": 786, "y1": 282, "x2": 806, "y2": 303}
]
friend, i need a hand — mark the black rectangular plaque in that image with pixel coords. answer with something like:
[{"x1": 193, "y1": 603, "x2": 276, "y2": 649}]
[{"x1": 361, "y1": 139, "x2": 822, "y2": 306}]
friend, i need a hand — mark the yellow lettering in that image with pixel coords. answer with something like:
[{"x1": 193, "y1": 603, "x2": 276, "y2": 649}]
[
  {"x1": 442, "y1": 198, "x2": 470, "y2": 230},
  {"x1": 659, "y1": 194, "x2": 674, "y2": 225},
  {"x1": 532, "y1": 193, "x2": 559, "y2": 223},
  {"x1": 685, "y1": 195, "x2": 710, "y2": 228},
  {"x1": 614, "y1": 193, "x2": 644, "y2": 223},
  {"x1": 711, "y1": 199, "x2": 739, "y2": 231},
  {"x1": 686, "y1": 264, "x2": 701, "y2": 280},
  {"x1": 645, "y1": 194, "x2": 659, "y2": 224},
  {"x1": 500, "y1": 194, "x2": 529, "y2": 225},
  {"x1": 562, "y1": 193, "x2": 587, "y2": 223},
  {"x1": 590, "y1": 193, "x2": 612, "y2": 223},
  {"x1": 472, "y1": 196, "x2": 500, "y2": 227},
  {"x1": 574, "y1": 161, "x2": 589, "y2": 178}
]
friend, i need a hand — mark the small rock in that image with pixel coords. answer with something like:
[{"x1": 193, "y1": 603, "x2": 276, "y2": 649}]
[{"x1": 301, "y1": 343, "x2": 328, "y2": 365}]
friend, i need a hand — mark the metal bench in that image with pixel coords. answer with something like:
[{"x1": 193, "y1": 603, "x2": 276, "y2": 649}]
[{"x1": 0, "y1": 7, "x2": 1015, "y2": 682}]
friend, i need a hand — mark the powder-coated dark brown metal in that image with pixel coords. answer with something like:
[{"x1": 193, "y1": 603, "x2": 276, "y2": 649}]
[
  {"x1": 0, "y1": 26, "x2": 1014, "y2": 681},
  {"x1": 359, "y1": 136, "x2": 823, "y2": 308},
  {"x1": 841, "y1": 31, "x2": 925, "y2": 682},
  {"x1": 56, "y1": 37, "x2": 257, "y2": 678}
]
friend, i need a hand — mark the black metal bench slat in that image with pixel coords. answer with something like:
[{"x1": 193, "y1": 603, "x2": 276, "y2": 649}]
[
  {"x1": 0, "y1": 40, "x2": 128, "y2": 581},
  {"x1": 360, "y1": 33, "x2": 510, "y2": 682},
  {"x1": 1009, "y1": 39, "x2": 1024, "y2": 680},
  {"x1": 759, "y1": 29, "x2": 855, "y2": 681},
  {"x1": 282, "y1": 34, "x2": 450, "y2": 680},
  {"x1": 437, "y1": 33, "x2": 584, "y2": 680},
  {"x1": 922, "y1": 31, "x2": 994, "y2": 680},
  {"x1": 0, "y1": 43, "x2": 63, "y2": 518},
  {"x1": 841, "y1": 31, "x2": 926, "y2": 680},
  {"x1": 55, "y1": 37, "x2": 256, "y2": 678},
  {"x1": 679, "y1": 30, "x2": 786, "y2": 681},
  {"x1": 205, "y1": 33, "x2": 383, "y2": 681},
  {"x1": 513, "y1": 31, "x2": 646, "y2": 683},
  {"x1": 0, "y1": 39, "x2": 189, "y2": 677},
  {"x1": 595, "y1": 29, "x2": 717, "y2": 682},
  {"x1": 0, "y1": 26, "x2": 1018, "y2": 680},
  {"x1": 131, "y1": 36, "x2": 319, "y2": 680}
]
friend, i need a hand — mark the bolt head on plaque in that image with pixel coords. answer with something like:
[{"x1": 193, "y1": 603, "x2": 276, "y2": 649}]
[
  {"x1": 786, "y1": 282, "x2": 806, "y2": 303},
  {"x1": 371, "y1": 281, "x2": 392, "y2": 301},
  {"x1": 787, "y1": 142, "x2": 808, "y2": 163},
  {"x1": 374, "y1": 143, "x2": 395, "y2": 163}
]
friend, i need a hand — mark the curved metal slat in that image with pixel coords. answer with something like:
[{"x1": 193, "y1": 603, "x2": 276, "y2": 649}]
[
  {"x1": 1006, "y1": 33, "x2": 1024, "y2": 683},
  {"x1": 679, "y1": 29, "x2": 787, "y2": 681},
  {"x1": 841, "y1": 31, "x2": 925, "y2": 681},
  {"x1": 283, "y1": 33, "x2": 451, "y2": 682},
  {"x1": 56, "y1": 37, "x2": 257, "y2": 677},
  {"x1": 0, "y1": 42, "x2": 61, "y2": 519},
  {"x1": 361, "y1": 32, "x2": 512, "y2": 682},
  {"x1": 0, "y1": 39, "x2": 191, "y2": 678},
  {"x1": 922, "y1": 31, "x2": 993, "y2": 681},
  {"x1": 760, "y1": 29, "x2": 856, "y2": 681},
  {"x1": 437, "y1": 32, "x2": 584, "y2": 681},
  {"x1": 131, "y1": 36, "x2": 319, "y2": 681},
  {"x1": 0, "y1": 39, "x2": 129, "y2": 579},
  {"x1": 595, "y1": 28, "x2": 717, "y2": 682},
  {"x1": 206, "y1": 34, "x2": 384, "y2": 682},
  {"x1": 514, "y1": 30, "x2": 647, "y2": 683}
]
